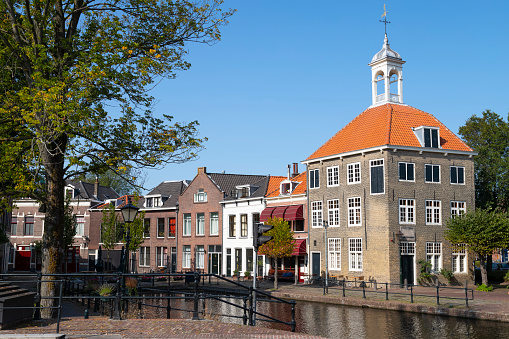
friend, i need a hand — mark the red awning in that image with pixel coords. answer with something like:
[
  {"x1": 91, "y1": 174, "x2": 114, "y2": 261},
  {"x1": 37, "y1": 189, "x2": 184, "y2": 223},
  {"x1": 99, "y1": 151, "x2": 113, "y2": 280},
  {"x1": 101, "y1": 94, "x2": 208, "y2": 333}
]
[
  {"x1": 272, "y1": 206, "x2": 288, "y2": 219},
  {"x1": 284, "y1": 205, "x2": 304, "y2": 221},
  {"x1": 292, "y1": 239, "x2": 307, "y2": 256},
  {"x1": 260, "y1": 207, "x2": 276, "y2": 222}
]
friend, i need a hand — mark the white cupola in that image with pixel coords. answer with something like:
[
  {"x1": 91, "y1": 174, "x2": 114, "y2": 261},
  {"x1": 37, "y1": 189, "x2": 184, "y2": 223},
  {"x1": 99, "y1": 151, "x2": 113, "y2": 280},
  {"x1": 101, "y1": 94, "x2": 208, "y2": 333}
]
[{"x1": 368, "y1": 34, "x2": 405, "y2": 106}]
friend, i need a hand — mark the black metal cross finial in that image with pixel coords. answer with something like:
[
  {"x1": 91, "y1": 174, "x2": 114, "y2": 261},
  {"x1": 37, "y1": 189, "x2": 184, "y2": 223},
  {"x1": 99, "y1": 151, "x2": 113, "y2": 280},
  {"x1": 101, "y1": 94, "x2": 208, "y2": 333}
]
[{"x1": 379, "y1": 4, "x2": 391, "y2": 35}]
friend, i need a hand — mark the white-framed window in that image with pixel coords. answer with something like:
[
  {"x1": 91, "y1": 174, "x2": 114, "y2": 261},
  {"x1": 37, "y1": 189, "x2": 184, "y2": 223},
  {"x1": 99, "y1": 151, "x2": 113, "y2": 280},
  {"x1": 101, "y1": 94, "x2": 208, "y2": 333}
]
[
  {"x1": 329, "y1": 238, "x2": 341, "y2": 270},
  {"x1": 156, "y1": 247, "x2": 167, "y2": 267},
  {"x1": 75, "y1": 216, "x2": 85, "y2": 236},
  {"x1": 452, "y1": 244, "x2": 467, "y2": 273},
  {"x1": 327, "y1": 166, "x2": 339, "y2": 187},
  {"x1": 425, "y1": 200, "x2": 441, "y2": 225},
  {"x1": 349, "y1": 238, "x2": 362, "y2": 271},
  {"x1": 399, "y1": 199, "x2": 415, "y2": 224},
  {"x1": 153, "y1": 197, "x2": 161, "y2": 207},
  {"x1": 139, "y1": 247, "x2": 150, "y2": 267},
  {"x1": 157, "y1": 218, "x2": 165, "y2": 238},
  {"x1": 348, "y1": 197, "x2": 362, "y2": 226},
  {"x1": 183, "y1": 214, "x2": 191, "y2": 236},
  {"x1": 328, "y1": 199, "x2": 340, "y2": 227},
  {"x1": 424, "y1": 127, "x2": 440, "y2": 148},
  {"x1": 400, "y1": 242, "x2": 415, "y2": 255},
  {"x1": 145, "y1": 197, "x2": 153, "y2": 208},
  {"x1": 347, "y1": 162, "x2": 361, "y2": 184},
  {"x1": 399, "y1": 162, "x2": 415, "y2": 181},
  {"x1": 370, "y1": 159, "x2": 384, "y2": 194},
  {"x1": 24, "y1": 216, "x2": 34, "y2": 236},
  {"x1": 196, "y1": 245, "x2": 205, "y2": 269},
  {"x1": 425, "y1": 164, "x2": 440, "y2": 183},
  {"x1": 229, "y1": 215, "x2": 236, "y2": 237},
  {"x1": 194, "y1": 189, "x2": 207, "y2": 203},
  {"x1": 143, "y1": 218, "x2": 150, "y2": 238},
  {"x1": 10, "y1": 216, "x2": 17, "y2": 236},
  {"x1": 168, "y1": 217, "x2": 176, "y2": 237},
  {"x1": 309, "y1": 169, "x2": 320, "y2": 189},
  {"x1": 210, "y1": 212, "x2": 219, "y2": 235},
  {"x1": 426, "y1": 242, "x2": 442, "y2": 272},
  {"x1": 240, "y1": 214, "x2": 248, "y2": 238},
  {"x1": 196, "y1": 213, "x2": 205, "y2": 235},
  {"x1": 450, "y1": 166, "x2": 465, "y2": 185},
  {"x1": 182, "y1": 245, "x2": 191, "y2": 268},
  {"x1": 311, "y1": 201, "x2": 323, "y2": 227},
  {"x1": 450, "y1": 201, "x2": 466, "y2": 218}
]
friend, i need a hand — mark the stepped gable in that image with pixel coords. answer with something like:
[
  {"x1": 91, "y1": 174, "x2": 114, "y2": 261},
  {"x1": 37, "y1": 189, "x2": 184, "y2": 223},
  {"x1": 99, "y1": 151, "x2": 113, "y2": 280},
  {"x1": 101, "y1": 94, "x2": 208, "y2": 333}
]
[{"x1": 306, "y1": 103, "x2": 472, "y2": 161}]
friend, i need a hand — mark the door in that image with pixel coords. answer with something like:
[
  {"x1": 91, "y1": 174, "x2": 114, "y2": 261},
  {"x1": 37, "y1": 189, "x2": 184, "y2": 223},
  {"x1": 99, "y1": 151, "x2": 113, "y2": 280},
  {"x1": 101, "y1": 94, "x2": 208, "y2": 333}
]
[
  {"x1": 312, "y1": 252, "x2": 321, "y2": 279},
  {"x1": 298, "y1": 257, "x2": 305, "y2": 283},
  {"x1": 15, "y1": 245, "x2": 31, "y2": 271},
  {"x1": 401, "y1": 255, "x2": 414, "y2": 285},
  {"x1": 171, "y1": 247, "x2": 177, "y2": 273},
  {"x1": 209, "y1": 253, "x2": 219, "y2": 275}
]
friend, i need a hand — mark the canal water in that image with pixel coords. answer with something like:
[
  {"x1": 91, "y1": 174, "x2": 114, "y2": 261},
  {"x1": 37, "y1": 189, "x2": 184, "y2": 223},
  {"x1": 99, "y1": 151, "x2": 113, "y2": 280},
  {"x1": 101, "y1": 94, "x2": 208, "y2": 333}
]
[{"x1": 139, "y1": 295, "x2": 509, "y2": 338}]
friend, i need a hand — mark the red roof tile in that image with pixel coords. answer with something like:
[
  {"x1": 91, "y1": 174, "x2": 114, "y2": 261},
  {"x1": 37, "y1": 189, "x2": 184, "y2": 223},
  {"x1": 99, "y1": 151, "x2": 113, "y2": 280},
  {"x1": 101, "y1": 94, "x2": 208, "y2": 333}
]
[
  {"x1": 266, "y1": 172, "x2": 306, "y2": 198},
  {"x1": 306, "y1": 103, "x2": 472, "y2": 161}
]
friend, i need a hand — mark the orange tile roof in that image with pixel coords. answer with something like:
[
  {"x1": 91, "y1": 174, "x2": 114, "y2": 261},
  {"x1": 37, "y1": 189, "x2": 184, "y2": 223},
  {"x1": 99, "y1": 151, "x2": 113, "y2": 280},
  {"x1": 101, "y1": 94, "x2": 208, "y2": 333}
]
[
  {"x1": 266, "y1": 172, "x2": 306, "y2": 198},
  {"x1": 306, "y1": 103, "x2": 472, "y2": 161}
]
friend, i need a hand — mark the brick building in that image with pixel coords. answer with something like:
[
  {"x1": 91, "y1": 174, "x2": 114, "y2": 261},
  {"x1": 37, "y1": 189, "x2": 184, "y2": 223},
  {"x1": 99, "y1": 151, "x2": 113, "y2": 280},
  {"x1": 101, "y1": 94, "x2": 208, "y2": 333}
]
[{"x1": 302, "y1": 34, "x2": 476, "y2": 285}]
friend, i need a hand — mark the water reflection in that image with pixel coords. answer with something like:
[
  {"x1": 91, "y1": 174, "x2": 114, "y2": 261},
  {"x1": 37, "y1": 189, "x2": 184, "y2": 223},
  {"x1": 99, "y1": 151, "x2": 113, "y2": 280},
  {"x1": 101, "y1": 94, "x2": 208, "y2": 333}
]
[{"x1": 140, "y1": 294, "x2": 509, "y2": 338}]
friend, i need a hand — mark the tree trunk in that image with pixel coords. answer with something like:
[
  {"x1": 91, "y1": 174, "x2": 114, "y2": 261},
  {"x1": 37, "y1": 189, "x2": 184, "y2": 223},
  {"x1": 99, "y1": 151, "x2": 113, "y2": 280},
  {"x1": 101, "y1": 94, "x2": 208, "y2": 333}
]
[
  {"x1": 274, "y1": 258, "x2": 278, "y2": 290},
  {"x1": 39, "y1": 143, "x2": 66, "y2": 319},
  {"x1": 480, "y1": 255, "x2": 489, "y2": 286}
]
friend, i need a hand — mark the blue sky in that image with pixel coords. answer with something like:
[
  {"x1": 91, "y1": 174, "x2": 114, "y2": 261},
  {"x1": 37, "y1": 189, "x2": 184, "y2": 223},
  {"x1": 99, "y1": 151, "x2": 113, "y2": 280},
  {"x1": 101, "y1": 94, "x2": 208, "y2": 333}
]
[{"x1": 142, "y1": 0, "x2": 509, "y2": 192}]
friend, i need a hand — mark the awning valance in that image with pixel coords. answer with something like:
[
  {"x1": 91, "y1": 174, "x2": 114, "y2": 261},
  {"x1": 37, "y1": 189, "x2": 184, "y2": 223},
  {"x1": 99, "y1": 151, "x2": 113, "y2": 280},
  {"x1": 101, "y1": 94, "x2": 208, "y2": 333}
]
[
  {"x1": 272, "y1": 206, "x2": 288, "y2": 219},
  {"x1": 284, "y1": 205, "x2": 304, "y2": 221},
  {"x1": 260, "y1": 207, "x2": 276, "y2": 222},
  {"x1": 292, "y1": 239, "x2": 307, "y2": 256}
]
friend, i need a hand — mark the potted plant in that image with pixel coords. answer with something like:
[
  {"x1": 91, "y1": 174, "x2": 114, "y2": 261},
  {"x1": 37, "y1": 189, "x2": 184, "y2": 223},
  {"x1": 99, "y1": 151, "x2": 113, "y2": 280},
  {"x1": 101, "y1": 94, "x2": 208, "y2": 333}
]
[
  {"x1": 244, "y1": 271, "x2": 252, "y2": 280},
  {"x1": 233, "y1": 269, "x2": 239, "y2": 277}
]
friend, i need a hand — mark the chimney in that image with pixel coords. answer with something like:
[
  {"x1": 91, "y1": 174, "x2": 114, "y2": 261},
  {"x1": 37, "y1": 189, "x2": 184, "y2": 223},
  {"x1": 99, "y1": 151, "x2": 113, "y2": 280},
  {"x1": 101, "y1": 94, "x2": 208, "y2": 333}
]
[
  {"x1": 198, "y1": 167, "x2": 206, "y2": 175},
  {"x1": 94, "y1": 176, "x2": 99, "y2": 197},
  {"x1": 287, "y1": 165, "x2": 291, "y2": 180},
  {"x1": 292, "y1": 163, "x2": 299, "y2": 178}
]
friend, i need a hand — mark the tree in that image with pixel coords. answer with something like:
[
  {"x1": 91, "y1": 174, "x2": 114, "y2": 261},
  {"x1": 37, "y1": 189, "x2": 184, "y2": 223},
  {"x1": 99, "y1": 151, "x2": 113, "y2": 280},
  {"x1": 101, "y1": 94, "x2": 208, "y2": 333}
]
[
  {"x1": 76, "y1": 168, "x2": 147, "y2": 196},
  {"x1": 100, "y1": 203, "x2": 120, "y2": 271},
  {"x1": 258, "y1": 217, "x2": 295, "y2": 290},
  {"x1": 0, "y1": 0, "x2": 234, "y2": 317},
  {"x1": 62, "y1": 197, "x2": 77, "y2": 272},
  {"x1": 445, "y1": 208, "x2": 509, "y2": 286},
  {"x1": 458, "y1": 110, "x2": 509, "y2": 210}
]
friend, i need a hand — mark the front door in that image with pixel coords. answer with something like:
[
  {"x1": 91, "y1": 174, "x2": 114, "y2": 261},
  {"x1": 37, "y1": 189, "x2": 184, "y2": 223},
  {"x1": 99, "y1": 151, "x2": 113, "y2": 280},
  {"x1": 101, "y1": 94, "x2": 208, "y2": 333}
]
[
  {"x1": 209, "y1": 253, "x2": 220, "y2": 275},
  {"x1": 401, "y1": 255, "x2": 414, "y2": 285},
  {"x1": 171, "y1": 247, "x2": 177, "y2": 273},
  {"x1": 312, "y1": 252, "x2": 320, "y2": 279},
  {"x1": 298, "y1": 257, "x2": 305, "y2": 283},
  {"x1": 15, "y1": 245, "x2": 31, "y2": 271}
]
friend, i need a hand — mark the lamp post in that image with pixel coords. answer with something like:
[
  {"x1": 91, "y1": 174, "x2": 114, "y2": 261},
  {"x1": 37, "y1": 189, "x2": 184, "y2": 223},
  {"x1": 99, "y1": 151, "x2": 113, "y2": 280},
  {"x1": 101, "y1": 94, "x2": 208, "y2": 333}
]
[
  {"x1": 120, "y1": 196, "x2": 139, "y2": 273},
  {"x1": 323, "y1": 220, "x2": 329, "y2": 294}
]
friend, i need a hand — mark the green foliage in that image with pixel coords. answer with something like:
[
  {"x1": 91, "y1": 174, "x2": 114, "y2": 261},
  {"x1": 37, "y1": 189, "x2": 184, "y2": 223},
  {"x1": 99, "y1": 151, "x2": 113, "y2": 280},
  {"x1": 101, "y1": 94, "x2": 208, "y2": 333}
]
[
  {"x1": 418, "y1": 259, "x2": 432, "y2": 283},
  {"x1": 258, "y1": 218, "x2": 295, "y2": 259},
  {"x1": 504, "y1": 271, "x2": 509, "y2": 282},
  {"x1": 476, "y1": 284, "x2": 493, "y2": 292},
  {"x1": 440, "y1": 268, "x2": 455, "y2": 283},
  {"x1": 244, "y1": 271, "x2": 251, "y2": 277},
  {"x1": 63, "y1": 197, "x2": 78, "y2": 249},
  {"x1": 97, "y1": 284, "x2": 116, "y2": 296},
  {"x1": 101, "y1": 203, "x2": 120, "y2": 252},
  {"x1": 233, "y1": 269, "x2": 239, "y2": 276},
  {"x1": 76, "y1": 169, "x2": 147, "y2": 196},
  {"x1": 458, "y1": 110, "x2": 509, "y2": 210}
]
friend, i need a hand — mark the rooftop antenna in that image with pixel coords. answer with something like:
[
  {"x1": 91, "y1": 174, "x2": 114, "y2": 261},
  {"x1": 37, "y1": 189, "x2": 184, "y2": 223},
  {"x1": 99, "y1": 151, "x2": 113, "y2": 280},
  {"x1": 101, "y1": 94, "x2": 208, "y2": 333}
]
[{"x1": 380, "y1": 4, "x2": 391, "y2": 36}]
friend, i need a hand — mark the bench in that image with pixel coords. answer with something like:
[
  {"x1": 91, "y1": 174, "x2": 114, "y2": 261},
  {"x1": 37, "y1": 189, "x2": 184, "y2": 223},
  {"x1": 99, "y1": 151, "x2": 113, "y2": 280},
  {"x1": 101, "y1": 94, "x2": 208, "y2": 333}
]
[{"x1": 268, "y1": 269, "x2": 295, "y2": 281}]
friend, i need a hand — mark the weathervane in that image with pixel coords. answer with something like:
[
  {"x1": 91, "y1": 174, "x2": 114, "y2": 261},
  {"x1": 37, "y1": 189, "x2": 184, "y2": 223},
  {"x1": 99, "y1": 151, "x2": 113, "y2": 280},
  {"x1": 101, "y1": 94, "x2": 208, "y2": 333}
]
[{"x1": 380, "y1": 4, "x2": 390, "y2": 35}]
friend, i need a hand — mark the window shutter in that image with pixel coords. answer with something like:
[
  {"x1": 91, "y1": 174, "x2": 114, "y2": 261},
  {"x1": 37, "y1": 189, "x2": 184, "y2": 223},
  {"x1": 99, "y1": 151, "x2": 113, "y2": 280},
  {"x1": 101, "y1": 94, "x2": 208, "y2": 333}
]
[
  {"x1": 450, "y1": 167, "x2": 457, "y2": 183},
  {"x1": 399, "y1": 163, "x2": 405, "y2": 180},
  {"x1": 431, "y1": 129, "x2": 439, "y2": 148},
  {"x1": 407, "y1": 164, "x2": 414, "y2": 181},
  {"x1": 433, "y1": 165, "x2": 440, "y2": 182},
  {"x1": 425, "y1": 165, "x2": 432, "y2": 182},
  {"x1": 458, "y1": 167, "x2": 464, "y2": 184},
  {"x1": 371, "y1": 166, "x2": 383, "y2": 193}
]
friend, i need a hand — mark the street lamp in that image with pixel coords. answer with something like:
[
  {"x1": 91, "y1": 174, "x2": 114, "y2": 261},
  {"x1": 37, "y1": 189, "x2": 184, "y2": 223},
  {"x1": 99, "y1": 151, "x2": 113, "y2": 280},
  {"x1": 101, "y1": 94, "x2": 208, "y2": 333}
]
[{"x1": 120, "y1": 196, "x2": 139, "y2": 273}]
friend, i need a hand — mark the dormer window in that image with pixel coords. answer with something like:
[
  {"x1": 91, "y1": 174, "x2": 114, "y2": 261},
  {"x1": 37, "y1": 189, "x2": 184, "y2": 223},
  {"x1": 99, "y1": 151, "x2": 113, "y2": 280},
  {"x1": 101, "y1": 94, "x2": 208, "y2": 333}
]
[
  {"x1": 413, "y1": 126, "x2": 440, "y2": 148},
  {"x1": 194, "y1": 189, "x2": 207, "y2": 203},
  {"x1": 146, "y1": 197, "x2": 153, "y2": 207},
  {"x1": 280, "y1": 180, "x2": 299, "y2": 195},
  {"x1": 234, "y1": 185, "x2": 259, "y2": 199},
  {"x1": 65, "y1": 187, "x2": 75, "y2": 199},
  {"x1": 144, "y1": 195, "x2": 168, "y2": 207},
  {"x1": 240, "y1": 187, "x2": 249, "y2": 198}
]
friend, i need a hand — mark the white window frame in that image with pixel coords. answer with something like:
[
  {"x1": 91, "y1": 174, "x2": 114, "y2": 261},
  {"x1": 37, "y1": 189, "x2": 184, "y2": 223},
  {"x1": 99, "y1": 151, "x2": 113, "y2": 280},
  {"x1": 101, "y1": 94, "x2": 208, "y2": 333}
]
[
  {"x1": 75, "y1": 216, "x2": 85, "y2": 236},
  {"x1": 400, "y1": 242, "x2": 415, "y2": 255},
  {"x1": 328, "y1": 199, "x2": 340, "y2": 227},
  {"x1": 210, "y1": 212, "x2": 219, "y2": 235},
  {"x1": 399, "y1": 199, "x2": 415, "y2": 224},
  {"x1": 425, "y1": 164, "x2": 441, "y2": 183},
  {"x1": 157, "y1": 218, "x2": 165, "y2": 238},
  {"x1": 398, "y1": 162, "x2": 415, "y2": 182},
  {"x1": 426, "y1": 242, "x2": 442, "y2": 273},
  {"x1": 183, "y1": 214, "x2": 191, "y2": 236},
  {"x1": 450, "y1": 201, "x2": 466, "y2": 219},
  {"x1": 425, "y1": 200, "x2": 441, "y2": 225},
  {"x1": 328, "y1": 238, "x2": 341, "y2": 270},
  {"x1": 196, "y1": 245, "x2": 205, "y2": 269},
  {"x1": 347, "y1": 162, "x2": 361, "y2": 184},
  {"x1": 452, "y1": 244, "x2": 467, "y2": 273},
  {"x1": 156, "y1": 247, "x2": 167, "y2": 267},
  {"x1": 311, "y1": 201, "x2": 323, "y2": 228},
  {"x1": 309, "y1": 169, "x2": 320, "y2": 189},
  {"x1": 370, "y1": 159, "x2": 385, "y2": 195},
  {"x1": 182, "y1": 245, "x2": 191, "y2": 269},
  {"x1": 196, "y1": 213, "x2": 205, "y2": 235},
  {"x1": 139, "y1": 247, "x2": 150, "y2": 267},
  {"x1": 194, "y1": 189, "x2": 207, "y2": 203},
  {"x1": 348, "y1": 197, "x2": 362, "y2": 227},
  {"x1": 450, "y1": 166, "x2": 465, "y2": 185},
  {"x1": 349, "y1": 238, "x2": 362, "y2": 271},
  {"x1": 327, "y1": 166, "x2": 339, "y2": 187}
]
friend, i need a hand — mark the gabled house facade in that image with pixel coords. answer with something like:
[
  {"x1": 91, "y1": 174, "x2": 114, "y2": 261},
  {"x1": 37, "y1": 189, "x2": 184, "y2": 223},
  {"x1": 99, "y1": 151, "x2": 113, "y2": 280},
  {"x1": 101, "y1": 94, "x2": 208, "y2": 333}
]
[
  {"x1": 261, "y1": 164, "x2": 308, "y2": 282},
  {"x1": 9, "y1": 180, "x2": 119, "y2": 272},
  {"x1": 302, "y1": 34, "x2": 476, "y2": 285}
]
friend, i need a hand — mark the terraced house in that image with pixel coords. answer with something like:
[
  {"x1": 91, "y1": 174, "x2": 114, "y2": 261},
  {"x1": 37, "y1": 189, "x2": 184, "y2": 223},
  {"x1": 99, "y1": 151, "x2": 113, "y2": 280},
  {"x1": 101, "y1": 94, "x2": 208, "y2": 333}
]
[{"x1": 302, "y1": 34, "x2": 476, "y2": 285}]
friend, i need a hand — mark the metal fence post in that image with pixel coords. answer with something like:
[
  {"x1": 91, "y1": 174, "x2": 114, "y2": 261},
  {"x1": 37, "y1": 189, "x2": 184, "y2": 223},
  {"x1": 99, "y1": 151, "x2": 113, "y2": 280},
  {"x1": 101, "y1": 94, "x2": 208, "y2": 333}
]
[
  {"x1": 465, "y1": 280, "x2": 469, "y2": 308},
  {"x1": 291, "y1": 301, "x2": 296, "y2": 332},
  {"x1": 113, "y1": 273, "x2": 122, "y2": 320},
  {"x1": 192, "y1": 272, "x2": 199, "y2": 320},
  {"x1": 56, "y1": 280, "x2": 63, "y2": 334},
  {"x1": 385, "y1": 283, "x2": 389, "y2": 300},
  {"x1": 410, "y1": 284, "x2": 414, "y2": 303},
  {"x1": 243, "y1": 296, "x2": 248, "y2": 325},
  {"x1": 33, "y1": 272, "x2": 42, "y2": 320},
  {"x1": 436, "y1": 280, "x2": 440, "y2": 306},
  {"x1": 342, "y1": 278, "x2": 346, "y2": 297},
  {"x1": 362, "y1": 282, "x2": 366, "y2": 298}
]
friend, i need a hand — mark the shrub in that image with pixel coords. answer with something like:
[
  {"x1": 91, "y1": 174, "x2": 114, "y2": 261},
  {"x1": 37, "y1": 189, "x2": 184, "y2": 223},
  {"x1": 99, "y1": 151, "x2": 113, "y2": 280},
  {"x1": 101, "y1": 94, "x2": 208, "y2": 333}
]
[
  {"x1": 97, "y1": 283, "x2": 115, "y2": 296},
  {"x1": 244, "y1": 271, "x2": 251, "y2": 277},
  {"x1": 440, "y1": 268, "x2": 455, "y2": 283},
  {"x1": 233, "y1": 269, "x2": 239, "y2": 276},
  {"x1": 476, "y1": 284, "x2": 493, "y2": 292},
  {"x1": 418, "y1": 260, "x2": 432, "y2": 283},
  {"x1": 125, "y1": 278, "x2": 138, "y2": 295},
  {"x1": 504, "y1": 271, "x2": 509, "y2": 282}
]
